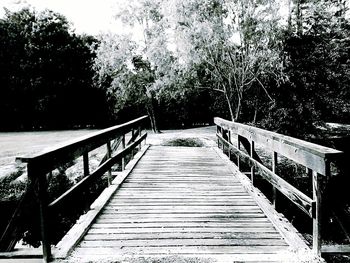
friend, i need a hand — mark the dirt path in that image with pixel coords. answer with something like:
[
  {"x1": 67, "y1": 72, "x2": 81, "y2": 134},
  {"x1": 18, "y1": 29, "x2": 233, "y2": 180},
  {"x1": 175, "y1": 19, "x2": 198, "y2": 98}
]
[{"x1": 146, "y1": 126, "x2": 217, "y2": 147}]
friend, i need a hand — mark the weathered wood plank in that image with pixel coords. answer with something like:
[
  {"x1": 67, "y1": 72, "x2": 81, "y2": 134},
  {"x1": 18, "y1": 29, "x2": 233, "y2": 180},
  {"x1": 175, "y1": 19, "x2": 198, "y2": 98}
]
[
  {"x1": 108, "y1": 201, "x2": 256, "y2": 205},
  {"x1": 72, "y1": 246, "x2": 289, "y2": 255},
  {"x1": 88, "y1": 227, "x2": 279, "y2": 234},
  {"x1": 96, "y1": 216, "x2": 269, "y2": 222},
  {"x1": 93, "y1": 222, "x2": 275, "y2": 228},
  {"x1": 102, "y1": 207, "x2": 262, "y2": 212},
  {"x1": 321, "y1": 244, "x2": 350, "y2": 254},
  {"x1": 98, "y1": 213, "x2": 267, "y2": 218},
  {"x1": 115, "y1": 188, "x2": 248, "y2": 192},
  {"x1": 112, "y1": 197, "x2": 253, "y2": 202},
  {"x1": 84, "y1": 232, "x2": 281, "y2": 240},
  {"x1": 79, "y1": 238, "x2": 287, "y2": 247}
]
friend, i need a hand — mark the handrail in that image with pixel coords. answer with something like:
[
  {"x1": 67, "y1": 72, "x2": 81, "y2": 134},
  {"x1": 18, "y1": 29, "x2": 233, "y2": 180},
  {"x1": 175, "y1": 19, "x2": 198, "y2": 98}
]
[
  {"x1": 16, "y1": 115, "x2": 148, "y2": 174},
  {"x1": 0, "y1": 116, "x2": 148, "y2": 262},
  {"x1": 214, "y1": 117, "x2": 341, "y2": 175},
  {"x1": 214, "y1": 117, "x2": 343, "y2": 256}
]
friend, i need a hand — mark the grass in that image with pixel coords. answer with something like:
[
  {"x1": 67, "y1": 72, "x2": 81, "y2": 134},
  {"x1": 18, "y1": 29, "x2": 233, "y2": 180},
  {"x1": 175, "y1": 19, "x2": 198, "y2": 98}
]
[{"x1": 0, "y1": 129, "x2": 98, "y2": 166}]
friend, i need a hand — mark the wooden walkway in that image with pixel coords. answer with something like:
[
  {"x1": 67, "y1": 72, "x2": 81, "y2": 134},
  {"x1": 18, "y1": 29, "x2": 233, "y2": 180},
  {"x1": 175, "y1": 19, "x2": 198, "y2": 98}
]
[{"x1": 66, "y1": 146, "x2": 306, "y2": 262}]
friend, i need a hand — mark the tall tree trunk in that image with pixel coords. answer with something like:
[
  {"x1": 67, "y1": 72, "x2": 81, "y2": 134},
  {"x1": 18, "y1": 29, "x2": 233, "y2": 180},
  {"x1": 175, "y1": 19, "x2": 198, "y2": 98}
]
[
  {"x1": 146, "y1": 92, "x2": 160, "y2": 133},
  {"x1": 253, "y1": 98, "x2": 258, "y2": 124},
  {"x1": 222, "y1": 84, "x2": 235, "y2": 121},
  {"x1": 235, "y1": 93, "x2": 242, "y2": 122},
  {"x1": 146, "y1": 107, "x2": 156, "y2": 132}
]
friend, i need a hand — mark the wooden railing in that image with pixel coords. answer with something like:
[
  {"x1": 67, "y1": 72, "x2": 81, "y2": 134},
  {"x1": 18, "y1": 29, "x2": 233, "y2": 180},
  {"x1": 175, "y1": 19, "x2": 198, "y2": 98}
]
[
  {"x1": 214, "y1": 117, "x2": 343, "y2": 256},
  {"x1": 0, "y1": 116, "x2": 148, "y2": 262}
]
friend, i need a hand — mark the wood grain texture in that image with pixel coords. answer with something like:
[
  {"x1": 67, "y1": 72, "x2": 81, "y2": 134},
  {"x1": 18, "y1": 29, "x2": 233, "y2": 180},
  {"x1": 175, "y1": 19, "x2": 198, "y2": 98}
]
[
  {"x1": 217, "y1": 134, "x2": 313, "y2": 217},
  {"x1": 68, "y1": 146, "x2": 297, "y2": 262}
]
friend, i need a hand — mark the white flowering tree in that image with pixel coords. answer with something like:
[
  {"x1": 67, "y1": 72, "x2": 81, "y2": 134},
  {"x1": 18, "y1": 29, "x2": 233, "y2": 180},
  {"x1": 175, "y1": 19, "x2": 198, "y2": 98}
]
[{"x1": 167, "y1": 0, "x2": 284, "y2": 121}]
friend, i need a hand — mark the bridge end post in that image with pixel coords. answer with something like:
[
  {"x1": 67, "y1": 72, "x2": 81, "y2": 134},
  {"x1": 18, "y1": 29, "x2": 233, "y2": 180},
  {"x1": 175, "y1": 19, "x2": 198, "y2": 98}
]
[
  {"x1": 27, "y1": 163, "x2": 51, "y2": 263},
  {"x1": 312, "y1": 170, "x2": 322, "y2": 256},
  {"x1": 312, "y1": 160, "x2": 330, "y2": 257}
]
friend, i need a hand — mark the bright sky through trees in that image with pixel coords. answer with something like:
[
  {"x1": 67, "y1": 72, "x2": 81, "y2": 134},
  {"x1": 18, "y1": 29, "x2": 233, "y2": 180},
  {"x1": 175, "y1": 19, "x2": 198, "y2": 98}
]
[{"x1": 0, "y1": 0, "x2": 127, "y2": 35}]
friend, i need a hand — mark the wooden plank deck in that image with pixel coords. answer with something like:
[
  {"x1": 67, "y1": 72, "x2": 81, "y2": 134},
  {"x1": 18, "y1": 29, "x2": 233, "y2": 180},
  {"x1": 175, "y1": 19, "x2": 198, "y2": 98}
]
[{"x1": 66, "y1": 146, "x2": 308, "y2": 262}]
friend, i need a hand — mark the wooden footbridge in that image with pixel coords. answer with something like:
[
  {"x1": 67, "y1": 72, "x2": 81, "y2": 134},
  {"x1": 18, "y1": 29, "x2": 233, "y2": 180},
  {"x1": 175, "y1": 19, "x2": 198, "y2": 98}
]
[{"x1": 0, "y1": 116, "x2": 345, "y2": 262}]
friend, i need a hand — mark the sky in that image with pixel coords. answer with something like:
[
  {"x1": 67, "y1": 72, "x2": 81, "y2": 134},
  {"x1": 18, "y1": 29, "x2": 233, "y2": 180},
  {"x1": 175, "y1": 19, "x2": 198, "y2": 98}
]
[{"x1": 0, "y1": 0, "x2": 125, "y2": 35}]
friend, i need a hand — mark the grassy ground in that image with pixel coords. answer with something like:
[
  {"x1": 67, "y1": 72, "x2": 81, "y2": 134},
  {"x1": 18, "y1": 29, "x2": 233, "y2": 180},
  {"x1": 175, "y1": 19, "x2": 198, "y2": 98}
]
[{"x1": 0, "y1": 129, "x2": 98, "y2": 167}]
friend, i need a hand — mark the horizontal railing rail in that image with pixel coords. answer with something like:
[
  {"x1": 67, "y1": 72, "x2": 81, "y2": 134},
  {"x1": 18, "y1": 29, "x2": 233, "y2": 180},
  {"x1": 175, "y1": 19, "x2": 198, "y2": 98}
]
[
  {"x1": 214, "y1": 117, "x2": 343, "y2": 256},
  {"x1": 0, "y1": 115, "x2": 148, "y2": 262}
]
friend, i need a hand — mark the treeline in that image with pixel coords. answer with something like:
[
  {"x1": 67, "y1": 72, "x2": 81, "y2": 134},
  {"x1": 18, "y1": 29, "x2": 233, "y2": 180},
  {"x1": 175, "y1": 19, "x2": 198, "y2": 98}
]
[
  {"x1": 1, "y1": 1, "x2": 350, "y2": 136},
  {"x1": 0, "y1": 9, "x2": 112, "y2": 131},
  {"x1": 93, "y1": 0, "x2": 350, "y2": 137}
]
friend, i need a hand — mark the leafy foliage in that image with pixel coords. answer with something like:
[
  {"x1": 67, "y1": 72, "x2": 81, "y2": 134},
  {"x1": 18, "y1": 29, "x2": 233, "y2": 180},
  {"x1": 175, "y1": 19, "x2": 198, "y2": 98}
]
[{"x1": 0, "y1": 8, "x2": 112, "y2": 131}]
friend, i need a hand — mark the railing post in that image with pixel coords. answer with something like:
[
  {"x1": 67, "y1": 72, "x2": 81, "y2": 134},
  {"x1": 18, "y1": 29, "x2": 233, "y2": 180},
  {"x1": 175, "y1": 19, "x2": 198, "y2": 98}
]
[
  {"x1": 83, "y1": 152, "x2": 89, "y2": 177},
  {"x1": 250, "y1": 141, "x2": 255, "y2": 184},
  {"x1": 237, "y1": 135, "x2": 241, "y2": 171},
  {"x1": 222, "y1": 129, "x2": 226, "y2": 153},
  {"x1": 131, "y1": 129, "x2": 135, "y2": 158},
  {"x1": 216, "y1": 126, "x2": 220, "y2": 148},
  {"x1": 228, "y1": 130, "x2": 231, "y2": 160},
  {"x1": 138, "y1": 126, "x2": 142, "y2": 150},
  {"x1": 312, "y1": 161, "x2": 329, "y2": 256},
  {"x1": 27, "y1": 163, "x2": 51, "y2": 263},
  {"x1": 106, "y1": 141, "x2": 112, "y2": 185},
  {"x1": 217, "y1": 126, "x2": 223, "y2": 150},
  {"x1": 272, "y1": 151, "x2": 277, "y2": 208},
  {"x1": 121, "y1": 134, "x2": 125, "y2": 170},
  {"x1": 312, "y1": 170, "x2": 321, "y2": 256}
]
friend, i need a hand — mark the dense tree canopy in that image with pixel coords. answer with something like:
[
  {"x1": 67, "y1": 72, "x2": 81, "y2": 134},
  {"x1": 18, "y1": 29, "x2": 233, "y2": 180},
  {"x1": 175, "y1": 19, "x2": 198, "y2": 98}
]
[{"x1": 0, "y1": 8, "x2": 112, "y2": 131}]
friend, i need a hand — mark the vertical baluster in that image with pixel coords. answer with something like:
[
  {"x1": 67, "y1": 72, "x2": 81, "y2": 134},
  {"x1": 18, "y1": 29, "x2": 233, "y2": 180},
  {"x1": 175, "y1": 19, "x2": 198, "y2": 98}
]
[
  {"x1": 237, "y1": 135, "x2": 241, "y2": 171},
  {"x1": 121, "y1": 134, "x2": 125, "y2": 170},
  {"x1": 272, "y1": 151, "x2": 277, "y2": 208},
  {"x1": 217, "y1": 126, "x2": 221, "y2": 149},
  {"x1": 131, "y1": 129, "x2": 135, "y2": 158},
  {"x1": 250, "y1": 141, "x2": 255, "y2": 184},
  {"x1": 222, "y1": 129, "x2": 226, "y2": 153},
  {"x1": 216, "y1": 126, "x2": 219, "y2": 147},
  {"x1": 106, "y1": 141, "x2": 112, "y2": 185},
  {"x1": 83, "y1": 152, "x2": 89, "y2": 177},
  {"x1": 138, "y1": 126, "x2": 142, "y2": 150},
  {"x1": 228, "y1": 130, "x2": 231, "y2": 160}
]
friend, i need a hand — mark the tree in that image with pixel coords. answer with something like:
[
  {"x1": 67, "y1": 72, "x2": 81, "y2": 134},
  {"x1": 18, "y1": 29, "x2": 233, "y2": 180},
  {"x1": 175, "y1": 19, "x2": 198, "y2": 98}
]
[
  {"x1": 0, "y1": 8, "x2": 109, "y2": 130},
  {"x1": 284, "y1": 0, "x2": 350, "y2": 125},
  {"x1": 93, "y1": 33, "x2": 162, "y2": 131},
  {"x1": 165, "y1": 0, "x2": 284, "y2": 122}
]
